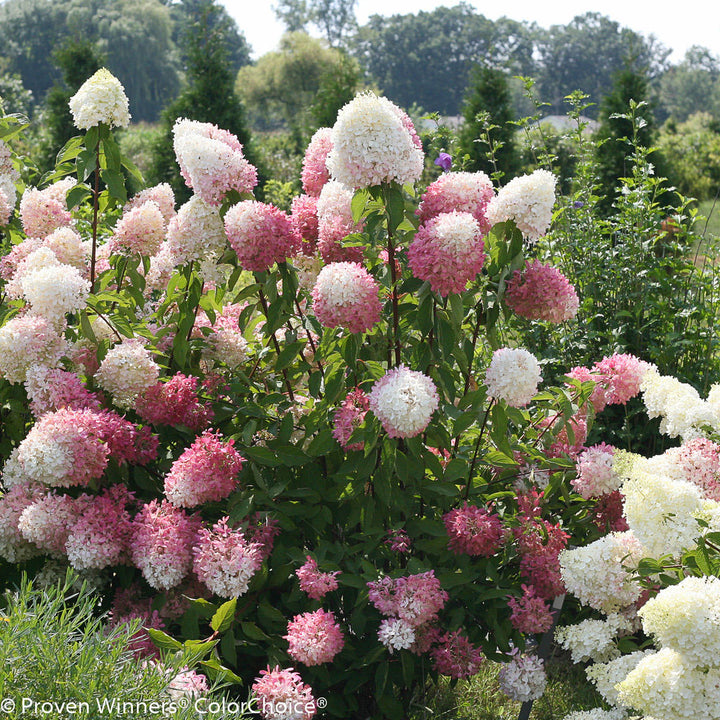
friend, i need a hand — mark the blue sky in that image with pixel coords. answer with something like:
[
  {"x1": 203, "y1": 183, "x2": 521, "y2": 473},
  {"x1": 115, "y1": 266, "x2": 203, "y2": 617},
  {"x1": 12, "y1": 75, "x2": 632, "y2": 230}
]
[{"x1": 223, "y1": 0, "x2": 720, "y2": 63}]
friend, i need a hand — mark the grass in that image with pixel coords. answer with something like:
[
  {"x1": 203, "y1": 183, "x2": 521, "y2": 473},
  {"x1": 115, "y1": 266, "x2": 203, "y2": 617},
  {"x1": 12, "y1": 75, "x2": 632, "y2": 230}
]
[
  {"x1": 697, "y1": 198, "x2": 720, "y2": 240},
  {"x1": 416, "y1": 653, "x2": 606, "y2": 720}
]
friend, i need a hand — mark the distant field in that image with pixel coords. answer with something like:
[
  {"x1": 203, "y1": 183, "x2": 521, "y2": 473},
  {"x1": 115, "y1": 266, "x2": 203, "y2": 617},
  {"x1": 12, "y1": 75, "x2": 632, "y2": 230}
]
[{"x1": 697, "y1": 198, "x2": 720, "y2": 238}]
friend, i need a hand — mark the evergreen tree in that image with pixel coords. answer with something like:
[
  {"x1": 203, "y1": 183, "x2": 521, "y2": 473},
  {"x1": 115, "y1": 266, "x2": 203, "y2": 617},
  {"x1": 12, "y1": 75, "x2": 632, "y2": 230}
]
[
  {"x1": 459, "y1": 65, "x2": 520, "y2": 181},
  {"x1": 148, "y1": 0, "x2": 259, "y2": 200},
  {"x1": 594, "y1": 62, "x2": 674, "y2": 215},
  {"x1": 39, "y1": 38, "x2": 105, "y2": 171}
]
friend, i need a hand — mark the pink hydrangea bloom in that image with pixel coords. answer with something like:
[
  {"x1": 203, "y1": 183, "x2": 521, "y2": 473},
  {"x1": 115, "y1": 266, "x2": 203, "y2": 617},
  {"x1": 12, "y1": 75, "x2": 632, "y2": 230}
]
[
  {"x1": 369, "y1": 365, "x2": 439, "y2": 439},
  {"x1": 225, "y1": 200, "x2": 300, "y2": 272},
  {"x1": 24, "y1": 365, "x2": 101, "y2": 416},
  {"x1": 284, "y1": 609, "x2": 345, "y2": 666},
  {"x1": 565, "y1": 365, "x2": 610, "y2": 413},
  {"x1": 19, "y1": 179, "x2": 75, "y2": 238},
  {"x1": 295, "y1": 556, "x2": 340, "y2": 600},
  {"x1": 0, "y1": 187, "x2": 13, "y2": 226},
  {"x1": 669, "y1": 438, "x2": 720, "y2": 500},
  {"x1": 332, "y1": 388, "x2": 370, "y2": 451},
  {"x1": 252, "y1": 666, "x2": 317, "y2": 720},
  {"x1": 245, "y1": 512, "x2": 281, "y2": 562},
  {"x1": 505, "y1": 260, "x2": 579, "y2": 323},
  {"x1": 417, "y1": 171, "x2": 495, "y2": 233},
  {"x1": 164, "y1": 430, "x2": 244, "y2": 508},
  {"x1": 194, "y1": 302, "x2": 249, "y2": 370},
  {"x1": 90, "y1": 410, "x2": 158, "y2": 466},
  {"x1": 573, "y1": 443, "x2": 620, "y2": 498},
  {"x1": 592, "y1": 490, "x2": 629, "y2": 533},
  {"x1": 443, "y1": 503, "x2": 504, "y2": 556},
  {"x1": 290, "y1": 194, "x2": 319, "y2": 252},
  {"x1": 0, "y1": 237, "x2": 43, "y2": 281},
  {"x1": 65, "y1": 485, "x2": 134, "y2": 570},
  {"x1": 17, "y1": 492, "x2": 79, "y2": 557},
  {"x1": 316, "y1": 181, "x2": 364, "y2": 264},
  {"x1": 592, "y1": 353, "x2": 651, "y2": 406},
  {"x1": 367, "y1": 570, "x2": 448, "y2": 628},
  {"x1": 193, "y1": 517, "x2": 263, "y2": 598},
  {"x1": 385, "y1": 528, "x2": 412, "y2": 554},
  {"x1": 135, "y1": 373, "x2": 213, "y2": 432},
  {"x1": 408, "y1": 211, "x2": 487, "y2": 296},
  {"x1": 110, "y1": 200, "x2": 166, "y2": 256},
  {"x1": 166, "y1": 195, "x2": 226, "y2": 265},
  {"x1": 167, "y1": 667, "x2": 209, "y2": 700},
  {"x1": 301, "y1": 127, "x2": 333, "y2": 197},
  {"x1": 507, "y1": 584, "x2": 554, "y2": 634},
  {"x1": 311, "y1": 262, "x2": 381, "y2": 333},
  {"x1": 124, "y1": 183, "x2": 176, "y2": 224},
  {"x1": 109, "y1": 588, "x2": 166, "y2": 660},
  {"x1": 431, "y1": 629, "x2": 484, "y2": 679},
  {"x1": 131, "y1": 499, "x2": 203, "y2": 590},
  {"x1": 544, "y1": 413, "x2": 588, "y2": 459},
  {"x1": 0, "y1": 314, "x2": 67, "y2": 384},
  {"x1": 173, "y1": 118, "x2": 257, "y2": 205},
  {"x1": 0, "y1": 482, "x2": 45, "y2": 562}
]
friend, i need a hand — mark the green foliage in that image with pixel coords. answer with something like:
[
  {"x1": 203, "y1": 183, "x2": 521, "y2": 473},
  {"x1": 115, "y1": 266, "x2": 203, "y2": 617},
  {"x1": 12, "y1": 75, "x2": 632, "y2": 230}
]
[
  {"x1": 459, "y1": 65, "x2": 521, "y2": 183},
  {"x1": 274, "y1": 0, "x2": 358, "y2": 47},
  {"x1": 0, "y1": 71, "x2": 33, "y2": 116},
  {"x1": 0, "y1": 572, "x2": 239, "y2": 719}
]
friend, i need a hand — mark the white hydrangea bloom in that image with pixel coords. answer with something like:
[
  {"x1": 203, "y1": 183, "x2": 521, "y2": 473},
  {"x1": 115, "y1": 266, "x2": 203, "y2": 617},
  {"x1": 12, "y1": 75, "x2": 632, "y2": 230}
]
[
  {"x1": 316, "y1": 180, "x2": 355, "y2": 226},
  {"x1": 498, "y1": 652, "x2": 547, "y2": 703},
  {"x1": 638, "y1": 576, "x2": 720, "y2": 667},
  {"x1": 95, "y1": 339, "x2": 160, "y2": 409},
  {"x1": 368, "y1": 365, "x2": 439, "y2": 439},
  {"x1": 377, "y1": 618, "x2": 415, "y2": 653},
  {"x1": 327, "y1": 92, "x2": 424, "y2": 189},
  {"x1": 585, "y1": 650, "x2": 654, "y2": 707},
  {"x1": 617, "y1": 647, "x2": 720, "y2": 720},
  {"x1": 166, "y1": 195, "x2": 227, "y2": 265},
  {"x1": 561, "y1": 710, "x2": 627, "y2": 720},
  {"x1": 485, "y1": 169, "x2": 557, "y2": 242},
  {"x1": 484, "y1": 347, "x2": 542, "y2": 407},
  {"x1": 559, "y1": 531, "x2": 644, "y2": 614},
  {"x1": 0, "y1": 315, "x2": 66, "y2": 384},
  {"x1": 641, "y1": 369, "x2": 715, "y2": 441},
  {"x1": 21, "y1": 263, "x2": 90, "y2": 322},
  {"x1": 68, "y1": 68, "x2": 130, "y2": 130},
  {"x1": 622, "y1": 470, "x2": 704, "y2": 558},
  {"x1": 555, "y1": 614, "x2": 631, "y2": 664}
]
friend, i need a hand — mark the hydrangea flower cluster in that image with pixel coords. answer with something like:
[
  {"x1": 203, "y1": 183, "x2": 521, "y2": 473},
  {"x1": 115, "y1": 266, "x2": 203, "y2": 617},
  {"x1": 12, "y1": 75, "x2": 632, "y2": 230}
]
[
  {"x1": 368, "y1": 365, "x2": 438, "y2": 438},
  {"x1": 124, "y1": 183, "x2": 175, "y2": 223},
  {"x1": 284, "y1": 609, "x2": 345, "y2": 666},
  {"x1": 507, "y1": 584, "x2": 554, "y2": 634},
  {"x1": 431, "y1": 629, "x2": 484, "y2": 679},
  {"x1": 485, "y1": 348, "x2": 542, "y2": 407},
  {"x1": 17, "y1": 492, "x2": 79, "y2": 557},
  {"x1": 295, "y1": 556, "x2": 339, "y2": 600},
  {"x1": 301, "y1": 127, "x2": 333, "y2": 197},
  {"x1": 95, "y1": 339, "x2": 160, "y2": 409},
  {"x1": 585, "y1": 650, "x2": 654, "y2": 707},
  {"x1": 326, "y1": 92, "x2": 424, "y2": 189},
  {"x1": 311, "y1": 262, "x2": 381, "y2": 333},
  {"x1": 505, "y1": 260, "x2": 579, "y2": 323},
  {"x1": 21, "y1": 261, "x2": 90, "y2": 322},
  {"x1": 251, "y1": 666, "x2": 317, "y2": 720},
  {"x1": 110, "y1": 200, "x2": 166, "y2": 256},
  {"x1": 135, "y1": 373, "x2": 213, "y2": 432},
  {"x1": 173, "y1": 118, "x2": 257, "y2": 205},
  {"x1": 407, "y1": 211, "x2": 487, "y2": 296},
  {"x1": 0, "y1": 483, "x2": 45, "y2": 562},
  {"x1": 416, "y1": 171, "x2": 494, "y2": 233},
  {"x1": 19, "y1": 179, "x2": 76, "y2": 239},
  {"x1": 194, "y1": 303, "x2": 249, "y2": 370},
  {"x1": 559, "y1": 531, "x2": 644, "y2": 613},
  {"x1": 164, "y1": 430, "x2": 244, "y2": 508},
  {"x1": 290, "y1": 194, "x2": 319, "y2": 252},
  {"x1": 593, "y1": 352, "x2": 652, "y2": 406},
  {"x1": 0, "y1": 315, "x2": 66, "y2": 383},
  {"x1": 130, "y1": 500, "x2": 202, "y2": 590},
  {"x1": 332, "y1": 388, "x2": 369, "y2": 451},
  {"x1": 166, "y1": 195, "x2": 227, "y2": 265},
  {"x1": 192, "y1": 517, "x2": 263, "y2": 598},
  {"x1": 555, "y1": 614, "x2": 631, "y2": 664},
  {"x1": 225, "y1": 200, "x2": 299, "y2": 272},
  {"x1": 315, "y1": 180, "x2": 364, "y2": 264},
  {"x1": 68, "y1": 68, "x2": 130, "y2": 130},
  {"x1": 485, "y1": 169, "x2": 556, "y2": 242},
  {"x1": 443, "y1": 503, "x2": 504, "y2": 556},
  {"x1": 498, "y1": 651, "x2": 547, "y2": 702},
  {"x1": 573, "y1": 443, "x2": 620, "y2": 498}
]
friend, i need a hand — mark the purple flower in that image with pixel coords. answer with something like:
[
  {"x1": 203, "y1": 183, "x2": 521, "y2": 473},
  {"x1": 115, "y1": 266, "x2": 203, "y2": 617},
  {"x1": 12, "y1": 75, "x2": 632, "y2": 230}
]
[
  {"x1": 434, "y1": 153, "x2": 452, "y2": 172},
  {"x1": 573, "y1": 200, "x2": 584, "y2": 209}
]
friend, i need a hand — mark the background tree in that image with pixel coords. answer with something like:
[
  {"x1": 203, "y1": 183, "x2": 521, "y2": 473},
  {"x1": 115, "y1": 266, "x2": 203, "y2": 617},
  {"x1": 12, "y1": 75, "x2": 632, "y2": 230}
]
[
  {"x1": 458, "y1": 64, "x2": 520, "y2": 181},
  {"x1": 236, "y1": 32, "x2": 359, "y2": 135},
  {"x1": 273, "y1": 0, "x2": 357, "y2": 47},
  {"x1": 148, "y1": 0, "x2": 258, "y2": 201},
  {"x1": 534, "y1": 12, "x2": 670, "y2": 117}
]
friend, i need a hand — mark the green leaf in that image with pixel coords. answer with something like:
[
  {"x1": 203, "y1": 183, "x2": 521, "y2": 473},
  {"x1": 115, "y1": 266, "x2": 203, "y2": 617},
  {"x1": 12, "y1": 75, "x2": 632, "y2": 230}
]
[
  {"x1": 147, "y1": 628, "x2": 182, "y2": 652},
  {"x1": 240, "y1": 621, "x2": 269, "y2": 641},
  {"x1": 243, "y1": 446, "x2": 283, "y2": 467},
  {"x1": 210, "y1": 598, "x2": 237, "y2": 633},
  {"x1": 100, "y1": 168, "x2": 127, "y2": 203}
]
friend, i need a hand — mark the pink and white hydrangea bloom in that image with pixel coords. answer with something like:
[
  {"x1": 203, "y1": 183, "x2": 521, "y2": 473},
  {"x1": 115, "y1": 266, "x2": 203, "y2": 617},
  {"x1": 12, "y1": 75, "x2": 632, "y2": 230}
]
[
  {"x1": 368, "y1": 365, "x2": 439, "y2": 438},
  {"x1": 485, "y1": 348, "x2": 542, "y2": 407},
  {"x1": 284, "y1": 609, "x2": 345, "y2": 666},
  {"x1": 505, "y1": 260, "x2": 579, "y2": 323}
]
